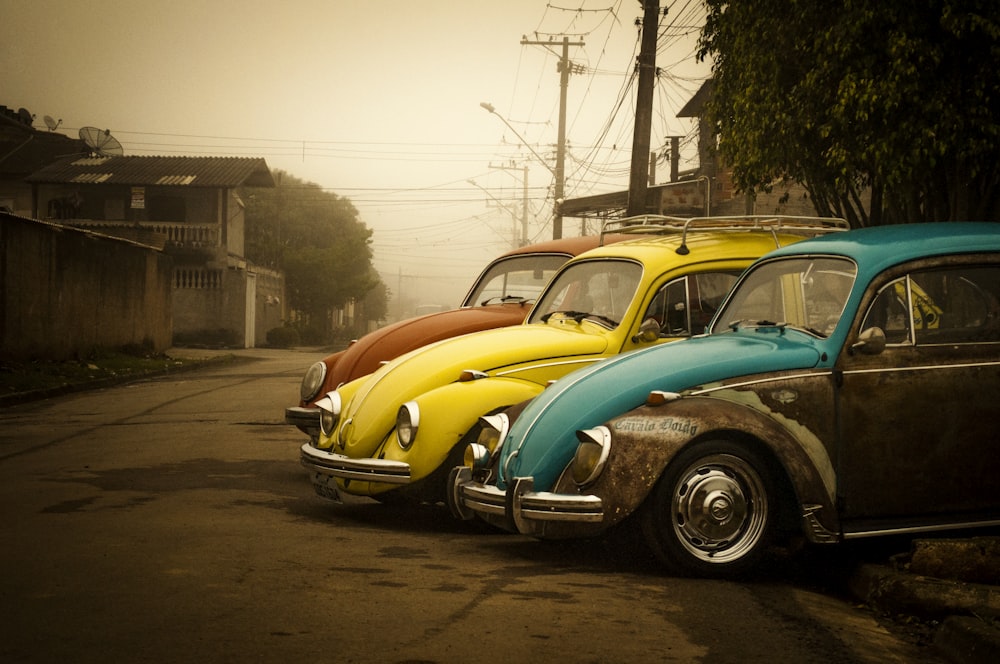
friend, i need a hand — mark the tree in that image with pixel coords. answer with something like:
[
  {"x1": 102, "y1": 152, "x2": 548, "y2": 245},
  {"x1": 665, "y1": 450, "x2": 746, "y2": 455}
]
[
  {"x1": 698, "y1": 0, "x2": 1000, "y2": 226},
  {"x1": 242, "y1": 171, "x2": 383, "y2": 339}
]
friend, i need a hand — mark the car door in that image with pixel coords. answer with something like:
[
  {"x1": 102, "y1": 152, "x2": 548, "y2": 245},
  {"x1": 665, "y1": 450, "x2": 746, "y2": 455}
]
[{"x1": 835, "y1": 259, "x2": 1000, "y2": 531}]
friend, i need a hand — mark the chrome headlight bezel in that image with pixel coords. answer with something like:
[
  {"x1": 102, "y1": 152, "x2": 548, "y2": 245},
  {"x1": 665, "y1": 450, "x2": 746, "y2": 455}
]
[
  {"x1": 316, "y1": 391, "x2": 342, "y2": 438},
  {"x1": 476, "y1": 413, "x2": 510, "y2": 455},
  {"x1": 300, "y1": 361, "x2": 328, "y2": 402},
  {"x1": 396, "y1": 401, "x2": 420, "y2": 449},
  {"x1": 571, "y1": 426, "x2": 612, "y2": 487}
]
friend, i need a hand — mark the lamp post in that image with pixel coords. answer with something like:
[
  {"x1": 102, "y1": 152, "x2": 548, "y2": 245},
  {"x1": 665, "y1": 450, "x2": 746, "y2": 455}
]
[{"x1": 480, "y1": 102, "x2": 563, "y2": 239}]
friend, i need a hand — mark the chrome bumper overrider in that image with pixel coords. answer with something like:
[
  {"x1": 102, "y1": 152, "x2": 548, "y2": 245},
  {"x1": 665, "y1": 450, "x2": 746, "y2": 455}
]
[
  {"x1": 451, "y1": 469, "x2": 604, "y2": 535},
  {"x1": 285, "y1": 406, "x2": 320, "y2": 437},
  {"x1": 300, "y1": 442, "x2": 411, "y2": 484}
]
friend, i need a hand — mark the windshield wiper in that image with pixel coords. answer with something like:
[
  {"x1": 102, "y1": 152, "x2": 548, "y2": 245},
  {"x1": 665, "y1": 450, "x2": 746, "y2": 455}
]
[
  {"x1": 540, "y1": 310, "x2": 589, "y2": 323},
  {"x1": 728, "y1": 319, "x2": 787, "y2": 331},
  {"x1": 540, "y1": 310, "x2": 619, "y2": 327},
  {"x1": 481, "y1": 295, "x2": 529, "y2": 306},
  {"x1": 582, "y1": 313, "x2": 619, "y2": 327}
]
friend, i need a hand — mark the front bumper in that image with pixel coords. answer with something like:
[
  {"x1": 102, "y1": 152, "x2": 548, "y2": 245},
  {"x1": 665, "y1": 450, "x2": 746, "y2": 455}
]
[
  {"x1": 450, "y1": 469, "x2": 603, "y2": 536},
  {"x1": 285, "y1": 406, "x2": 320, "y2": 438},
  {"x1": 300, "y1": 442, "x2": 412, "y2": 486}
]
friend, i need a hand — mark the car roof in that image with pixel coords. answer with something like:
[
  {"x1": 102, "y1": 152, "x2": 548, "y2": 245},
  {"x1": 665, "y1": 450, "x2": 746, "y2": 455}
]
[
  {"x1": 763, "y1": 222, "x2": 1000, "y2": 277},
  {"x1": 562, "y1": 228, "x2": 816, "y2": 268},
  {"x1": 497, "y1": 234, "x2": 623, "y2": 257}
]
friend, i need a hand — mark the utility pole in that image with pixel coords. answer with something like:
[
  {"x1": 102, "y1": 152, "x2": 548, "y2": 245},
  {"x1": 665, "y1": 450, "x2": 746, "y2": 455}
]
[
  {"x1": 521, "y1": 35, "x2": 584, "y2": 239},
  {"x1": 489, "y1": 162, "x2": 530, "y2": 246},
  {"x1": 627, "y1": 2, "x2": 660, "y2": 216}
]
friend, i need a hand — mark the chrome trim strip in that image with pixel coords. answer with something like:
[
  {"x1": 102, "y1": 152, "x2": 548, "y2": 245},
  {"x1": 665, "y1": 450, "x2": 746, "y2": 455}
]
[
  {"x1": 689, "y1": 370, "x2": 833, "y2": 396},
  {"x1": 494, "y1": 357, "x2": 602, "y2": 378},
  {"x1": 841, "y1": 359, "x2": 1000, "y2": 376},
  {"x1": 842, "y1": 518, "x2": 1000, "y2": 540}
]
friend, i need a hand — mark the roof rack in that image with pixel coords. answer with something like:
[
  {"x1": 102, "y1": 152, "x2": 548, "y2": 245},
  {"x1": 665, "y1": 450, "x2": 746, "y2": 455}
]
[{"x1": 599, "y1": 214, "x2": 850, "y2": 254}]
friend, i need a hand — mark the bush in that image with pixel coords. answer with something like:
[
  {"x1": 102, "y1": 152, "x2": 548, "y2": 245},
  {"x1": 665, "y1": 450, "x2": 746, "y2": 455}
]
[
  {"x1": 172, "y1": 328, "x2": 239, "y2": 348},
  {"x1": 266, "y1": 326, "x2": 301, "y2": 348}
]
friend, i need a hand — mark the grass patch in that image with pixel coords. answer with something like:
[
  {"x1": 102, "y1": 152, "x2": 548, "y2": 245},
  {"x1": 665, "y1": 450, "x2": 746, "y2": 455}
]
[{"x1": 0, "y1": 349, "x2": 194, "y2": 398}]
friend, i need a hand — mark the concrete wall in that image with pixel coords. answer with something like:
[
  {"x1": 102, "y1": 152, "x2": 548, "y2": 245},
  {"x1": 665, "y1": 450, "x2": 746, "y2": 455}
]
[
  {"x1": 252, "y1": 266, "x2": 286, "y2": 345},
  {"x1": 0, "y1": 212, "x2": 173, "y2": 360},
  {"x1": 171, "y1": 262, "x2": 285, "y2": 348}
]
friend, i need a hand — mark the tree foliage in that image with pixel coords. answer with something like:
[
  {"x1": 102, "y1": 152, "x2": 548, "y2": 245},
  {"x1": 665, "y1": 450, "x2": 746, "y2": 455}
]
[
  {"x1": 698, "y1": 0, "x2": 1000, "y2": 226},
  {"x1": 242, "y1": 171, "x2": 382, "y2": 334}
]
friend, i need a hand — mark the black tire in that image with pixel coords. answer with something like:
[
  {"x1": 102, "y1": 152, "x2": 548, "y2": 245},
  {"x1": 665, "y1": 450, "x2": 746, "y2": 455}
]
[{"x1": 639, "y1": 439, "x2": 777, "y2": 578}]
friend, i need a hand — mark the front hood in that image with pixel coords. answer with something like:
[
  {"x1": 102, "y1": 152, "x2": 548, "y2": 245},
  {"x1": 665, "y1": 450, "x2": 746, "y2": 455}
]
[
  {"x1": 329, "y1": 303, "x2": 531, "y2": 386},
  {"x1": 338, "y1": 323, "x2": 610, "y2": 457},
  {"x1": 498, "y1": 328, "x2": 823, "y2": 490}
]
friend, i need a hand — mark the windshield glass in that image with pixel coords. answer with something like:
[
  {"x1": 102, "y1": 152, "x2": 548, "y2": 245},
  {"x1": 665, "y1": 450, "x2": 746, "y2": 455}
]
[
  {"x1": 527, "y1": 259, "x2": 643, "y2": 328},
  {"x1": 463, "y1": 253, "x2": 568, "y2": 307},
  {"x1": 712, "y1": 257, "x2": 857, "y2": 337}
]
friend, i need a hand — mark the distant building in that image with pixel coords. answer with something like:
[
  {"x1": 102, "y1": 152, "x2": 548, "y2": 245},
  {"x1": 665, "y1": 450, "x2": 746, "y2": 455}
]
[
  {"x1": 23, "y1": 153, "x2": 282, "y2": 348},
  {"x1": 559, "y1": 79, "x2": 820, "y2": 221},
  {"x1": 0, "y1": 105, "x2": 85, "y2": 214}
]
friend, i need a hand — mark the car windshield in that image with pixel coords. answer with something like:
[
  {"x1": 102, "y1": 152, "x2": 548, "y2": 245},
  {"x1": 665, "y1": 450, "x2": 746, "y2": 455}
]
[
  {"x1": 712, "y1": 257, "x2": 857, "y2": 337},
  {"x1": 463, "y1": 253, "x2": 569, "y2": 306},
  {"x1": 527, "y1": 259, "x2": 643, "y2": 329}
]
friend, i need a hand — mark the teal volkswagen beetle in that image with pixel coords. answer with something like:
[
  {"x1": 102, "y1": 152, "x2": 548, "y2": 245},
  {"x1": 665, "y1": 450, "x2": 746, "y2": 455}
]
[{"x1": 450, "y1": 222, "x2": 1000, "y2": 577}]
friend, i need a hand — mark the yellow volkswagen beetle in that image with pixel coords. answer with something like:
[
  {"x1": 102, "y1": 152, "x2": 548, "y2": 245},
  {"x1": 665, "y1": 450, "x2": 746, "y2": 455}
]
[{"x1": 301, "y1": 216, "x2": 848, "y2": 504}]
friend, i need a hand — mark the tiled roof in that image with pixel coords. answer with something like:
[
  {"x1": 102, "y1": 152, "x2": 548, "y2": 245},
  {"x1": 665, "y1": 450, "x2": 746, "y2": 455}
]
[{"x1": 25, "y1": 155, "x2": 275, "y2": 188}]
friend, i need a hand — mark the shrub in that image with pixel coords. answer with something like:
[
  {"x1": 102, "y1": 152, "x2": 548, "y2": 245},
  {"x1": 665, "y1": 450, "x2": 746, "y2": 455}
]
[{"x1": 267, "y1": 326, "x2": 301, "y2": 348}]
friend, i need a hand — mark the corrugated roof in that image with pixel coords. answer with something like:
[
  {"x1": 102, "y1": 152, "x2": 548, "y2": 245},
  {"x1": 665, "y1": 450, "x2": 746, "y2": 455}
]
[{"x1": 25, "y1": 155, "x2": 275, "y2": 188}]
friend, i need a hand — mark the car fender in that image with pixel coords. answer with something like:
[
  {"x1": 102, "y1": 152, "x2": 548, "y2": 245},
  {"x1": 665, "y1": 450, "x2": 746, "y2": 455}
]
[
  {"x1": 380, "y1": 376, "x2": 546, "y2": 482},
  {"x1": 554, "y1": 395, "x2": 840, "y2": 540},
  {"x1": 313, "y1": 374, "x2": 368, "y2": 451}
]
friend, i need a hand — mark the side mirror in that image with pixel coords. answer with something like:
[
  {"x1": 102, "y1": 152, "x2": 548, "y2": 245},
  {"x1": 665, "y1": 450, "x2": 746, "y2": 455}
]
[
  {"x1": 851, "y1": 327, "x2": 886, "y2": 355},
  {"x1": 632, "y1": 317, "x2": 661, "y2": 344}
]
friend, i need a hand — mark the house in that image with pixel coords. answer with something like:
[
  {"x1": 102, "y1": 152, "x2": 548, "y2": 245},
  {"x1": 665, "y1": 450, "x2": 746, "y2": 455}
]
[
  {"x1": 0, "y1": 105, "x2": 84, "y2": 214},
  {"x1": 23, "y1": 153, "x2": 282, "y2": 348}
]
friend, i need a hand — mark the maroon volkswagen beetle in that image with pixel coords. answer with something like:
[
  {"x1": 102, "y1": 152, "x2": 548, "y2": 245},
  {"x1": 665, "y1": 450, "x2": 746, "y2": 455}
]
[{"x1": 285, "y1": 235, "x2": 622, "y2": 440}]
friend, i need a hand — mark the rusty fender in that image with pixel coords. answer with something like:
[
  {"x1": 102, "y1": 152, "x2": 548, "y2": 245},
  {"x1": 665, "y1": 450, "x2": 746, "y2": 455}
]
[{"x1": 553, "y1": 395, "x2": 841, "y2": 541}]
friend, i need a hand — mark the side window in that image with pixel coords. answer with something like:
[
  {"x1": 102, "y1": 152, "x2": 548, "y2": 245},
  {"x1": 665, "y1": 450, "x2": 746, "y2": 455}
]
[
  {"x1": 643, "y1": 272, "x2": 739, "y2": 337},
  {"x1": 911, "y1": 267, "x2": 1000, "y2": 344},
  {"x1": 691, "y1": 272, "x2": 739, "y2": 333},
  {"x1": 862, "y1": 278, "x2": 912, "y2": 344},
  {"x1": 862, "y1": 267, "x2": 1000, "y2": 345}
]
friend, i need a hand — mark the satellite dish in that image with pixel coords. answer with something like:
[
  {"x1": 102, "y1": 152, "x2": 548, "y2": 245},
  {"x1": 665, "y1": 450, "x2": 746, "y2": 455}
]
[
  {"x1": 17, "y1": 108, "x2": 34, "y2": 125},
  {"x1": 43, "y1": 115, "x2": 62, "y2": 131},
  {"x1": 79, "y1": 126, "x2": 124, "y2": 157}
]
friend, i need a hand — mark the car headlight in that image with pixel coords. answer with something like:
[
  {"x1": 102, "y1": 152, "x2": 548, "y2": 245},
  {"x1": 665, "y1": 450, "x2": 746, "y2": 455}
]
[
  {"x1": 396, "y1": 401, "x2": 420, "y2": 449},
  {"x1": 300, "y1": 361, "x2": 328, "y2": 402},
  {"x1": 464, "y1": 443, "x2": 491, "y2": 471},
  {"x1": 316, "y1": 391, "x2": 342, "y2": 437},
  {"x1": 571, "y1": 426, "x2": 612, "y2": 487}
]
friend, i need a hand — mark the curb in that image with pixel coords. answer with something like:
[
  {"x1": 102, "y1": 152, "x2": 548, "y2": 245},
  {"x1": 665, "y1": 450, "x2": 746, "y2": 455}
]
[{"x1": 849, "y1": 564, "x2": 1000, "y2": 663}]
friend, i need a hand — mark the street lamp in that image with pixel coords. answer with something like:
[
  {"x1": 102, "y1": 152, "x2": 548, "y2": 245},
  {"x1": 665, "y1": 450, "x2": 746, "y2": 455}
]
[{"x1": 480, "y1": 102, "x2": 564, "y2": 239}]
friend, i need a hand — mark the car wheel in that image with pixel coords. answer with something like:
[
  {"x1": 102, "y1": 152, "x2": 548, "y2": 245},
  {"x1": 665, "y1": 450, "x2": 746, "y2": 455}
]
[{"x1": 640, "y1": 439, "x2": 776, "y2": 578}]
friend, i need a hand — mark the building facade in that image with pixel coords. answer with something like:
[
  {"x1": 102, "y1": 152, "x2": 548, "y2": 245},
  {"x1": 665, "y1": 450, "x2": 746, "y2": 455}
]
[{"x1": 24, "y1": 154, "x2": 282, "y2": 348}]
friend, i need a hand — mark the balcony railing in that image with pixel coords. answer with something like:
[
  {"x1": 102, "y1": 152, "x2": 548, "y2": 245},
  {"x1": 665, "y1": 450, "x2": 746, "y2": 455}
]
[{"x1": 58, "y1": 219, "x2": 219, "y2": 251}]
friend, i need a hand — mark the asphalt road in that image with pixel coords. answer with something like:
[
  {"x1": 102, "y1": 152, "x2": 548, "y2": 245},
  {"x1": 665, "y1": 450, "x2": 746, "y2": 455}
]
[{"x1": 0, "y1": 348, "x2": 944, "y2": 663}]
